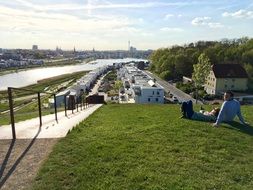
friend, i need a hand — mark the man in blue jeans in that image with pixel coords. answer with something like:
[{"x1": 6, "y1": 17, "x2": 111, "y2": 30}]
[
  {"x1": 181, "y1": 100, "x2": 194, "y2": 118},
  {"x1": 181, "y1": 100, "x2": 219, "y2": 122},
  {"x1": 212, "y1": 91, "x2": 248, "y2": 127}
]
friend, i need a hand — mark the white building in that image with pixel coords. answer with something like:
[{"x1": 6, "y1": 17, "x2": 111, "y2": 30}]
[
  {"x1": 53, "y1": 65, "x2": 110, "y2": 107},
  {"x1": 118, "y1": 65, "x2": 164, "y2": 104}
]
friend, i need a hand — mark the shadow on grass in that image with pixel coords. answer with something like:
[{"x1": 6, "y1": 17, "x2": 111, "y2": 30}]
[
  {"x1": 223, "y1": 121, "x2": 253, "y2": 136},
  {"x1": 0, "y1": 126, "x2": 41, "y2": 188},
  {"x1": 181, "y1": 117, "x2": 253, "y2": 136}
]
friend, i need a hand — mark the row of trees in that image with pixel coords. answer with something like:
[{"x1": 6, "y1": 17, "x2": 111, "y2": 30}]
[{"x1": 149, "y1": 38, "x2": 253, "y2": 90}]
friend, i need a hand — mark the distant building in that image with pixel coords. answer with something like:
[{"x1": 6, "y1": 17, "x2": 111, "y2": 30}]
[
  {"x1": 32, "y1": 45, "x2": 38, "y2": 50},
  {"x1": 118, "y1": 65, "x2": 164, "y2": 104},
  {"x1": 129, "y1": 46, "x2": 137, "y2": 52},
  {"x1": 52, "y1": 65, "x2": 110, "y2": 107},
  {"x1": 183, "y1": 76, "x2": 192, "y2": 84},
  {"x1": 205, "y1": 64, "x2": 248, "y2": 95}
]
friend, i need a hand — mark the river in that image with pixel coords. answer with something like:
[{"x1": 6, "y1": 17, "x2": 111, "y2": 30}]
[{"x1": 0, "y1": 58, "x2": 144, "y2": 90}]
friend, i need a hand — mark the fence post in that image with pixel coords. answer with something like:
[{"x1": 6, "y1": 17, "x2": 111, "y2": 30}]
[
  {"x1": 8, "y1": 87, "x2": 16, "y2": 139},
  {"x1": 82, "y1": 95, "x2": 85, "y2": 109},
  {"x1": 64, "y1": 95, "x2": 67, "y2": 116},
  {"x1": 77, "y1": 97, "x2": 79, "y2": 112},
  {"x1": 54, "y1": 94, "x2": 58, "y2": 122},
  {"x1": 72, "y1": 97, "x2": 74, "y2": 114},
  {"x1": 38, "y1": 92, "x2": 42, "y2": 126},
  {"x1": 80, "y1": 96, "x2": 82, "y2": 111}
]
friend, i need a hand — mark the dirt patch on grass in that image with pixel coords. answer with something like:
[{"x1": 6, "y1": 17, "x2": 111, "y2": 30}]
[{"x1": 0, "y1": 138, "x2": 58, "y2": 190}]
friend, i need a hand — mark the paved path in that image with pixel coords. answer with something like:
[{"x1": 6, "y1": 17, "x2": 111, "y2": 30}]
[
  {"x1": 0, "y1": 139, "x2": 58, "y2": 190},
  {"x1": 88, "y1": 73, "x2": 109, "y2": 101},
  {"x1": 0, "y1": 104, "x2": 103, "y2": 139},
  {"x1": 0, "y1": 104, "x2": 103, "y2": 189}
]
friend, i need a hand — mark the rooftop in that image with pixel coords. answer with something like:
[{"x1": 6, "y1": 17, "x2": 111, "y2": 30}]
[{"x1": 212, "y1": 64, "x2": 248, "y2": 78}]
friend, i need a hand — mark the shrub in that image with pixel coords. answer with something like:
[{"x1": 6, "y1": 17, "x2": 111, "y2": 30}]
[{"x1": 159, "y1": 70, "x2": 173, "y2": 80}]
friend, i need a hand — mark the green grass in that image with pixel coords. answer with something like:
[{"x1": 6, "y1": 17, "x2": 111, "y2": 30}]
[{"x1": 32, "y1": 104, "x2": 253, "y2": 190}]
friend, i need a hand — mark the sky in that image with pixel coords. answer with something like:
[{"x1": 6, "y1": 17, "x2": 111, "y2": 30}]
[{"x1": 0, "y1": 0, "x2": 253, "y2": 50}]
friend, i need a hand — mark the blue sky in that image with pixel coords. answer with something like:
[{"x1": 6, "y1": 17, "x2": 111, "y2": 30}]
[{"x1": 0, "y1": 0, "x2": 253, "y2": 50}]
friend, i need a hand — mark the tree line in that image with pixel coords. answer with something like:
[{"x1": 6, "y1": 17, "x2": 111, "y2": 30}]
[{"x1": 149, "y1": 37, "x2": 253, "y2": 90}]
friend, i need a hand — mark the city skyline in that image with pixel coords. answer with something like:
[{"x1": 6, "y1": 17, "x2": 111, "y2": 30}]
[{"x1": 0, "y1": 0, "x2": 253, "y2": 50}]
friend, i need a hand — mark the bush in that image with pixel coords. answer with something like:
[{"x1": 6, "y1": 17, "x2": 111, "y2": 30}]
[
  {"x1": 203, "y1": 94, "x2": 222, "y2": 100},
  {"x1": 176, "y1": 82, "x2": 195, "y2": 94},
  {"x1": 159, "y1": 71, "x2": 173, "y2": 80},
  {"x1": 198, "y1": 89, "x2": 206, "y2": 98},
  {"x1": 104, "y1": 70, "x2": 117, "y2": 81}
]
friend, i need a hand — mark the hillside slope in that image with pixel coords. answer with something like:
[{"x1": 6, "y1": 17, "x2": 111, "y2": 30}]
[{"x1": 32, "y1": 104, "x2": 253, "y2": 190}]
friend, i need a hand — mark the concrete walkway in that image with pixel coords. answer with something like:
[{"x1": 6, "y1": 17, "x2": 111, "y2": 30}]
[{"x1": 0, "y1": 104, "x2": 103, "y2": 139}]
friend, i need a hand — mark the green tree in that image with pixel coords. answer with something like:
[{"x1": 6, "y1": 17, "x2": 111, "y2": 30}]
[
  {"x1": 160, "y1": 70, "x2": 173, "y2": 80},
  {"x1": 149, "y1": 37, "x2": 253, "y2": 86},
  {"x1": 113, "y1": 80, "x2": 123, "y2": 92},
  {"x1": 192, "y1": 53, "x2": 212, "y2": 102},
  {"x1": 174, "y1": 54, "x2": 193, "y2": 77}
]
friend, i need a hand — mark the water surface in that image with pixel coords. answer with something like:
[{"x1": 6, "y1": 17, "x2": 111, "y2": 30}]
[{"x1": 0, "y1": 58, "x2": 143, "y2": 90}]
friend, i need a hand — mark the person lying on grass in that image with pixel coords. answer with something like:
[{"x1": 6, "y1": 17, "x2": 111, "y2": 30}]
[
  {"x1": 181, "y1": 100, "x2": 220, "y2": 122},
  {"x1": 213, "y1": 90, "x2": 249, "y2": 127}
]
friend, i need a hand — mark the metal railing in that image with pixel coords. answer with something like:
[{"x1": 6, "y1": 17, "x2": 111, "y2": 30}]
[
  {"x1": 7, "y1": 87, "x2": 58, "y2": 139},
  {"x1": 7, "y1": 87, "x2": 90, "y2": 139}
]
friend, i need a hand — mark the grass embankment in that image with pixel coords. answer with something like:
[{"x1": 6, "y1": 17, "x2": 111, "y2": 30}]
[
  {"x1": 32, "y1": 104, "x2": 253, "y2": 189},
  {"x1": 0, "y1": 71, "x2": 88, "y2": 125}
]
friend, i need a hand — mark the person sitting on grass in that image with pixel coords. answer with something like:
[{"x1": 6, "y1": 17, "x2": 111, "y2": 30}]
[
  {"x1": 181, "y1": 100, "x2": 220, "y2": 122},
  {"x1": 213, "y1": 90, "x2": 249, "y2": 127}
]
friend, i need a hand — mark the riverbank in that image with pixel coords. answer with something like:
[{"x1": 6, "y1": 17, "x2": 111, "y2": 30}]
[
  {"x1": 0, "y1": 70, "x2": 88, "y2": 95},
  {"x1": 0, "y1": 58, "x2": 145, "y2": 90},
  {"x1": 0, "y1": 58, "x2": 95, "y2": 76}
]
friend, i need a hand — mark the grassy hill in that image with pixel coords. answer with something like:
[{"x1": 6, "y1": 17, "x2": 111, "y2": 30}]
[{"x1": 32, "y1": 104, "x2": 253, "y2": 190}]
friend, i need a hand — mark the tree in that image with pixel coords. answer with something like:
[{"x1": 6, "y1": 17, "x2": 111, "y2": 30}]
[
  {"x1": 174, "y1": 54, "x2": 193, "y2": 77},
  {"x1": 192, "y1": 53, "x2": 212, "y2": 103},
  {"x1": 113, "y1": 80, "x2": 123, "y2": 92},
  {"x1": 148, "y1": 38, "x2": 252, "y2": 88},
  {"x1": 160, "y1": 70, "x2": 173, "y2": 80}
]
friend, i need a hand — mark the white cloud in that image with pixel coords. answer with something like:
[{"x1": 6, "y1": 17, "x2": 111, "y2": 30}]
[
  {"x1": 222, "y1": 9, "x2": 253, "y2": 19},
  {"x1": 164, "y1": 14, "x2": 182, "y2": 20},
  {"x1": 191, "y1": 17, "x2": 224, "y2": 28},
  {"x1": 208, "y1": 22, "x2": 224, "y2": 28},
  {"x1": 0, "y1": 5, "x2": 132, "y2": 33},
  {"x1": 164, "y1": 14, "x2": 174, "y2": 20},
  {"x1": 112, "y1": 26, "x2": 153, "y2": 37},
  {"x1": 0, "y1": 4, "x2": 155, "y2": 49},
  {"x1": 14, "y1": 0, "x2": 195, "y2": 11},
  {"x1": 160, "y1": 27, "x2": 184, "y2": 32},
  {"x1": 138, "y1": 18, "x2": 144, "y2": 23},
  {"x1": 191, "y1": 17, "x2": 211, "y2": 25},
  {"x1": 113, "y1": 27, "x2": 141, "y2": 33}
]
